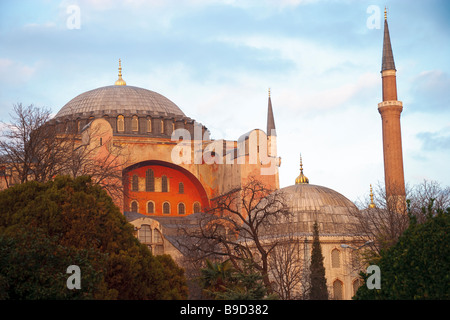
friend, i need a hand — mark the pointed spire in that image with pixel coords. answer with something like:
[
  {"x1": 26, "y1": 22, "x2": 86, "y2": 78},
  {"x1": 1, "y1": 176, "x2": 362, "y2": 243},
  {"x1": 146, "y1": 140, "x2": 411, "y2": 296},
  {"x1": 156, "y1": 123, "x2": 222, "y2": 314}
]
[
  {"x1": 381, "y1": 8, "x2": 396, "y2": 72},
  {"x1": 369, "y1": 184, "x2": 376, "y2": 208},
  {"x1": 295, "y1": 153, "x2": 309, "y2": 185},
  {"x1": 267, "y1": 88, "x2": 276, "y2": 136},
  {"x1": 115, "y1": 59, "x2": 127, "y2": 86}
]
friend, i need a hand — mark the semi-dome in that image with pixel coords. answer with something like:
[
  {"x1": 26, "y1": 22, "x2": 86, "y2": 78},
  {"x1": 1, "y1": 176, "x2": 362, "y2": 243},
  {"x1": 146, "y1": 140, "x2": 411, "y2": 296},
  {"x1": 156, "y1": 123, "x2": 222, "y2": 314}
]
[{"x1": 55, "y1": 85, "x2": 186, "y2": 119}]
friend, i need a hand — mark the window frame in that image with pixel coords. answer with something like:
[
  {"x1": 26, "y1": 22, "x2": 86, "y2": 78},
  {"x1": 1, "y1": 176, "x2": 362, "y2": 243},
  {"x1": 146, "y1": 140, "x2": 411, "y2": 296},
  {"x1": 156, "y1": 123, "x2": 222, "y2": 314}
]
[
  {"x1": 117, "y1": 115, "x2": 125, "y2": 132},
  {"x1": 162, "y1": 202, "x2": 170, "y2": 214}
]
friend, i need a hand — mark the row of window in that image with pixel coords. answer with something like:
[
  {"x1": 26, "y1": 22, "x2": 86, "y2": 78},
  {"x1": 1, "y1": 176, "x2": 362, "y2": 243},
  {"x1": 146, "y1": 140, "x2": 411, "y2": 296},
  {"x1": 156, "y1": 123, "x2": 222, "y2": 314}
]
[
  {"x1": 330, "y1": 248, "x2": 360, "y2": 269},
  {"x1": 332, "y1": 278, "x2": 363, "y2": 300},
  {"x1": 130, "y1": 169, "x2": 185, "y2": 193},
  {"x1": 117, "y1": 115, "x2": 172, "y2": 133},
  {"x1": 130, "y1": 200, "x2": 201, "y2": 215}
]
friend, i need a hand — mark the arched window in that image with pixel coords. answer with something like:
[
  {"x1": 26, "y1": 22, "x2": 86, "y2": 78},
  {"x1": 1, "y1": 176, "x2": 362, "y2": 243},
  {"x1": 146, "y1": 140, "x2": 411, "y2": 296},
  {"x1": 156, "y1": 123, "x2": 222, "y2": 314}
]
[
  {"x1": 147, "y1": 118, "x2": 152, "y2": 133},
  {"x1": 333, "y1": 280, "x2": 343, "y2": 300},
  {"x1": 331, "y1": 249, "x2": 341, "y2": 268},
  {"x1": 130, "y1": 200, "x2": 138, "y2": 213},
  {"x1": 353, "y1": 279, "x2": 364, "y2": 297},
  {"x1": 154, "y1": 229, "x2": 164, "y2": 255},
  {"x1": 117, "y1": 115, "x2": 124, "y2": 132},
  {"x1": 161, "y1": 175, "x2": 168, "y2": 192},
  {"x1": 179, "y1": 182, "x2": 184, "y2": 194},
  {"x1": 146, "y1": 169, "x2": 154, "y2": 192},
  {"x1": 160, "y1": 119, "x2": 164, "y2": 134},
  {"x1": 193, "y1": 202, "x2": 201, "y2": 213},
  {"x1": 154, "y1": 229, "x2": 163, "y2": 243},
  {"x1": 147, "y1": 201, "x2": 154, "y2": 214},
  {"x1": 138, "y1": 225, "x2": 152, "y2": 244},
  {"x1": 163, "y1": 202, "x2": 170, "y2": 214},
  {"x1": 132, "y1": 174, "x2": 139, "y2": 192},
  {"x1": 132, "y1": 115, "x2": 139, "y2": 132},
  {"x1": 178, "y1": 203, "x2": 185, "y2": 215}
]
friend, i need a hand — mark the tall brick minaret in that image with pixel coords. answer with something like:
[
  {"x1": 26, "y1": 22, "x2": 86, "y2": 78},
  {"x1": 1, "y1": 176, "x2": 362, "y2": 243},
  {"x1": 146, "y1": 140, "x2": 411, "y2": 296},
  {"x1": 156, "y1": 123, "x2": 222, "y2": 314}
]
[{"x1": 378, "y1": 9, "x2": 406, "y2": 204}]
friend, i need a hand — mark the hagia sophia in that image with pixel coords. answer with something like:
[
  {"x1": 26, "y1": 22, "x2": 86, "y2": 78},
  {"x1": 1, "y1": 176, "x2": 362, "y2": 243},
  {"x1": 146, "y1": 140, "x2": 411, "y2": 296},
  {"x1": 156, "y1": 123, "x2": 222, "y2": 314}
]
[{"x1": 1, "y1": 12, "x2": 406, "y2": 300}]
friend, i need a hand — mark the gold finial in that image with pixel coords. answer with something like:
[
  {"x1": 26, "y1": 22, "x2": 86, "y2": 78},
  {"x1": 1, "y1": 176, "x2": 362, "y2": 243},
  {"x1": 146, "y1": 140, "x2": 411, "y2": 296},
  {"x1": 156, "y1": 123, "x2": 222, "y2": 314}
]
[
  {"x1": 384, "y1": 6, "x2": 387, "y2": 20},
  {"x1": 369, "y1": 184, "x2": 376, "y2": 208},
  {"x1": 268, "y1": 87, "x2": 271, "y2": 98},
  {"x1": 115, "y1": 59, "x2": 126, "y2": 86},
  {"x1": 295, "y1": 153, "x2": 309, "y2": 185}
]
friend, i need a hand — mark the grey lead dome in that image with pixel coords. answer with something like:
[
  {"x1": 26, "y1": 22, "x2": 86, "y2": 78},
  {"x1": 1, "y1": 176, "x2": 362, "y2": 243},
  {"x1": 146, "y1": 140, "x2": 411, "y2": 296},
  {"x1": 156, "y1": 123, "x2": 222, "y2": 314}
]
[
  {"x1": 55, "y1": 85, "x2": 186, "y2": 118},
  {"x1": 275, "y1": 184, "x2": 360, "y2": 237}
]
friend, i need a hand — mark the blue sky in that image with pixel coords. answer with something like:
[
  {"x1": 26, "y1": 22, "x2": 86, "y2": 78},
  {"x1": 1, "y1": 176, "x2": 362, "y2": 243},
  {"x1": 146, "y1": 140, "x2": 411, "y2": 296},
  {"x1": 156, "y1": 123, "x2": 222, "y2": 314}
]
[{"x1": 1, "y1": 0, "x2": 449, "y2": 203}]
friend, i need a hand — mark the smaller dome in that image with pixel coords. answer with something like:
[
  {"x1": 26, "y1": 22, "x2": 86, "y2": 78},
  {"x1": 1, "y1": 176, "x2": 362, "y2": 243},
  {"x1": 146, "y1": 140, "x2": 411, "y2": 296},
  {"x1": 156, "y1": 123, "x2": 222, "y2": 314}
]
[
  {"x1": 258, "y1": 183, "x2": 360, "y2": 239},
  {"x1": 281, "y1": 184, "x2": 359, "y2": 236}
]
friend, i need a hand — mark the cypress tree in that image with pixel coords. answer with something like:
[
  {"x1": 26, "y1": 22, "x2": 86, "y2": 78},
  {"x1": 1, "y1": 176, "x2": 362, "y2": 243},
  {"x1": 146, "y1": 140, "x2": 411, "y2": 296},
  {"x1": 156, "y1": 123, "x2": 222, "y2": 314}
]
[{"x1": 309, "y1": 221, "x2": 328, "y2": 300}]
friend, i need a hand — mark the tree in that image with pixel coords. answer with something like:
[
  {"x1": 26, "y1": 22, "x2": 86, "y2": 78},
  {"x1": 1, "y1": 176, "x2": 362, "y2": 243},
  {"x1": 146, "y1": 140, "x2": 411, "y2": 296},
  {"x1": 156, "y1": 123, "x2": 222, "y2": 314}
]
[
  {"x1": 408, "y1": 180, "x2": 450, "y2": 223},
  {"x1": 178, "y1": 176, "x2": 291, "y2": 294},
  {"x1": 200, "y1": 259, "x2": 235, "y2": 298},
  {"x1": 0, "y1": 175, "x2": 188, "y2": 299},
  {"x1": 268, "y1": 234, "x2": 303, "y2": 300},
  {"x1": 200, "y1": 259, "x2": 275, "y2": 300},
  {"x1": 61, "y1": 117, "x2": 130, "y2": 201},
  {"x1": 0, "y1": 104, "x2": 67, "y2": 184},
  {"x1": 0, "y1": 103, "x2": 129, "y2": 201},
  {"x1": 354, "y1": 203, "x2": 450, "y2": 300},
  {"x1": 351, "y1": 180, "x2": 450, "y2": 259},
  {"x1": 308, "y1": 221, "x2": 328, "y2": 300},
  {"x1": 350, "y1": 182, "x2": 411, "y2": 256},
  {"x1": 0, "y1": 230, "x2": 113, "y2": 299}
]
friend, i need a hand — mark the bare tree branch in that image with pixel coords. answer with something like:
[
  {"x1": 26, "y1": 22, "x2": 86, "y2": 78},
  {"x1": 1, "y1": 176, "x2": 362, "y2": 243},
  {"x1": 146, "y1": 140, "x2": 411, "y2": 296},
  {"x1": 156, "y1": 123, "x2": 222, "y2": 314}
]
[{"x1": 177, "y1": 176, "x2": 292, "y2": 294}]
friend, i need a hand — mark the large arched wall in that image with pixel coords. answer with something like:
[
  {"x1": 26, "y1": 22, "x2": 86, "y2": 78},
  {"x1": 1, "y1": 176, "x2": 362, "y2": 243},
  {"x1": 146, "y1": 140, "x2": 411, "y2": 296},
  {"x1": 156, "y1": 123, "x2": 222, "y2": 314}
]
[{"x1": 123, "y1": 160, "x2": 210, "y2": 216}]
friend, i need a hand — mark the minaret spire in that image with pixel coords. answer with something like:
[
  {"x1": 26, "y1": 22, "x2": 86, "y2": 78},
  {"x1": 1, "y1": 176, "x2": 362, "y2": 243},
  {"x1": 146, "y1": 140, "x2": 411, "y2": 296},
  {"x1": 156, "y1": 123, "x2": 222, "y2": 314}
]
[
  {"x1": 381, "y1": 8, "x2": 396, "y2": 73},
  {"x1": 267, "y1": 88, "x2": 276, "y2": 136},
  {"x1": 378, "y1": 11, "x2": 406, "y2": 210}
]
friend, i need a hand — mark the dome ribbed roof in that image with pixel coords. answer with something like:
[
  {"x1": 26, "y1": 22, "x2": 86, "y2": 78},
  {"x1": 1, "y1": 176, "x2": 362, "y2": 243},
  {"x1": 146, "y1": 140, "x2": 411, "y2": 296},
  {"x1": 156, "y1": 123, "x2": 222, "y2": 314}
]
[
  {"x1": 55, "y1": 85, "x2": 185, "y2": 118},
  {"x1": 273, "y1": 184, "x2": 360, "y2": 236}
]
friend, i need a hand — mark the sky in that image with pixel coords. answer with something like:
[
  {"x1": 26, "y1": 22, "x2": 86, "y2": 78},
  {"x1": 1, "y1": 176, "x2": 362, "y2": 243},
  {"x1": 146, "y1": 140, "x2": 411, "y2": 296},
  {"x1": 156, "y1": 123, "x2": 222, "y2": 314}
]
[{"x1": 0, "y1": 0, "x2": 449, "y2": 203}]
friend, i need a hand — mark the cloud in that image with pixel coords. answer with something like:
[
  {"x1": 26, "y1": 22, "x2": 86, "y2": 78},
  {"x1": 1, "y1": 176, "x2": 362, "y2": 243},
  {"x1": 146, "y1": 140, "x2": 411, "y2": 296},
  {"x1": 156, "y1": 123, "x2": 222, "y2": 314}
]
[
  {"x1": 0, "y1": 59, "x2": 38, "y2": 85},
  {"x1": 409, "y1": 70, "x2": 450, "y2": 113},
  {"x1": 23, "y1": 22, "x2": 57, "y2": 29},
  {"x1": 416, "y1": 127, "x2": 450, "y2": 151}
]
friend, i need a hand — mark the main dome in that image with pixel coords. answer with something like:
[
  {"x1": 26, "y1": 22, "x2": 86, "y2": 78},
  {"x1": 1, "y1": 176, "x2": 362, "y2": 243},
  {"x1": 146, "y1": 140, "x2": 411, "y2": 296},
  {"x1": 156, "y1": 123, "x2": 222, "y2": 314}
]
[{"x1": 55, "y1": 85, "x2": 186, "y2": 119}]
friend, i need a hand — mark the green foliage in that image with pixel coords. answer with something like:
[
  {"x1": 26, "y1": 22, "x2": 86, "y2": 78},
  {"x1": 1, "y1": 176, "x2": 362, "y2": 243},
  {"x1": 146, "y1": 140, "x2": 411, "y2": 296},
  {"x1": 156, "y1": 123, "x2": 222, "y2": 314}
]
[
  {"x1": 0, "y1": 175, "x2": 188, "y2": 299},
  {"x1": 0, "y1": 230, "x2": 114, "y2": 299},
  {"x1": 309, "y1": 221, "x2": 328, "y2": 300},
  {"x1": 200, "y1": 259, "x2": 276, "y2": 300},
  {"x1": 354, "y1": 204, "x2": 450, "y2": 300}
]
